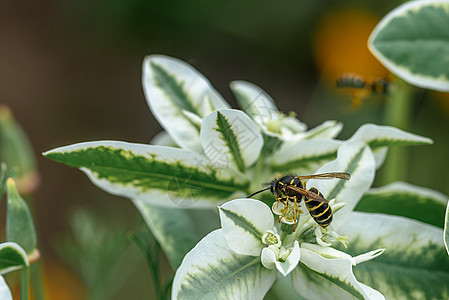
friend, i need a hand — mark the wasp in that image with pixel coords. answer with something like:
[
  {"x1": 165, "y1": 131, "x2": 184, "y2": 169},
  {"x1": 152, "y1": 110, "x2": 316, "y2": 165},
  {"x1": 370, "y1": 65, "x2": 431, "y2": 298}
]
[
  {"x1": 248, "y1": 172, "x2": 351, "y2": 231},
  {"x1": 336, "y1": 73, "x2": 389, "y2": 109}
]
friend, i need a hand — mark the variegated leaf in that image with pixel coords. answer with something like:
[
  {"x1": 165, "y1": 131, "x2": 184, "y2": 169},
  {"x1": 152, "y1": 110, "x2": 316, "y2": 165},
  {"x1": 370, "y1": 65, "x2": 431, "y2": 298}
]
[
  {"x1": 134, "y1": 201, "x2": 219, "y2": 268},
  {"x1": 43, "y1": 141, "x2": 249, "y2": 207},
  {"x1": 0, "y1": 276, "x2": 12, "y2": 300},
  {"x1": 292, "y1": 248, "x2": 384, "y2": 300},
  {"x1": 219, "y1": 199, "x2": 274, "y2": 256},
  {"x1": 339, "y1": 212, "x2": 449, "y2": 300},
  {"x1": 172, "y1": 229, "x2": 277, "y2": 299},
  {"x1": 142, "y1": 55, "x2": 230, "y2": 152},
  {"x1": 150, "y1": 131, "x2": 178, "y2": 147},
  {"x1": 201, "y1": 109, "x2": 263, "y2": 172},
  {"x1": 356, "y1": 182, "x2": 448, "y2": 228},
  {"x1": 307, "y1": 141, "x2": 376, "y2": 229},
  {"x1": 6, "y1": 179, "x2": 37, "y2": 254},
  {"x1": 349, "y1": 123, "x2": 432, "y2": 149},
  {"x1": 271, "y1": 124, "x2": 428, "y2": 173},
  {"x1": 0, "y1": 242, "x2": 29, "y2": 274},
  {"x1": 297, "y1": 120, "x2": 343, "y2": 140},
  {"x1": 270, "y1": 139, "x2": 342, "y2": 173},
  {"x1": 230, "y1": 80, "x2": 279, "y2": 120},
  {"x1": 230, "y1": 81, "x2": 307, "y2": 138},
  {"x1": 369, "y1": 0, "x2": 449, "y2": 92}
]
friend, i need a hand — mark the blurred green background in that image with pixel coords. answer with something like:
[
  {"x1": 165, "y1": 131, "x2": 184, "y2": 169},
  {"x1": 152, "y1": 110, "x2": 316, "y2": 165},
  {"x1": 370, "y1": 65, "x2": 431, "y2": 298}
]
[{"x1": 1, "y1": 0, "x2": 448, "y2": 298}]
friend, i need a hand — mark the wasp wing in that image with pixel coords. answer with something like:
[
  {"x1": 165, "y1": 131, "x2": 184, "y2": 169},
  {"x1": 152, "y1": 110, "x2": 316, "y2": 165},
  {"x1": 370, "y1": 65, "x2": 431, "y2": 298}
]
[
  {"x1": 296, "y1": 172, "x2": 351, "y2": 181},
  {"x1": 286, "y1": 185, "x2": 329, "y2": 203}
]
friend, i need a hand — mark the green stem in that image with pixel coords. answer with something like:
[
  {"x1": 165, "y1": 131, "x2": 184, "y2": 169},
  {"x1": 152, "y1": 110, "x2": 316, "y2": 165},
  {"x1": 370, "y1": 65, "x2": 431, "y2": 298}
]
[
  {"x1": 129, "y1": 232, "x2": 162, "y2": 299},
  {"x1": 23, "y1": 195, "x2": 46, "y2": 300},
  {"x1": 381, "y1": 79, "x2": 414, "y2": 185},
  {"x1": 30, "y1": 262, "x2": 46, "y2": 300},
  {"x1": 20, "y1": 266, "x2": 30, "y2": 300}
]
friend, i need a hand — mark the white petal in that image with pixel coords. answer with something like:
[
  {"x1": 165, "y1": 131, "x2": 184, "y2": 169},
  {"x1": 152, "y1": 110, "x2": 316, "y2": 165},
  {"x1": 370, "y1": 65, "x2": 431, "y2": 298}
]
[
  {"x1": 219, "y1": 199, "x2": 275, "y2": 256},
  {"x1": 301, "y1": 243, "x2": 355, "y2": 265},
  {"x1": 353, "y1": 249, "x2": 385, "y2": 265},
  {"x1": 261, "y1": 247, "x2": 277, "y2": 270},
  {"x1": 272, "y1": 201, "x2": 285, "y2": 216},
  {"x1": 275, "y1": 241, "x2": 300, "y2": 276}
]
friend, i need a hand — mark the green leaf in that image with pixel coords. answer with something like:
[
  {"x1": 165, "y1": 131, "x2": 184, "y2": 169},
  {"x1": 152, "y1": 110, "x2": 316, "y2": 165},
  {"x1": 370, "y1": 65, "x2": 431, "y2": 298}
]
[
  {"x1": 6, "y1": 179, "x2": 37, "y2": 254},
  {"x1": 172, "y1": 229, "x2": 277, "y2": 299},
  {"x1": 0, "y1": 242, "x2": 29, "y2": 274},
  {"x1": 340, "y1": 212, "x2": 449, "y2": 300},
  {"x1": 0, "y1": 163, "x2": 8, "y2": 201},
  {"x1": 369, "y1": 0, "x2": 449, "y2": 91},
  {"x1": 134, "y1": 200, "x2": 219, "y2": 269},
  {"x1": 307, "y1": 141, "x2": 376, "y2": 230},
  {"x1": 0, "y1": 106, "x2": 37, "y2": 178},
  {"x1": 270, "y1": 139, "x2": 342, "y2": 172},
  {"x1": 292, "y1": 248, "x2": 384, "y2": 300},
  {"x1": 201, "y1": 109, "x2": 263, "y2": 172},
  {"x1": 0, "y1": 276, "x2": 12, "y2": 300},
  {"x1": 219, "y1": 199, "x2": 274, "y2": 256},
  {"x1": 44, "y1": 141, "x2": 249, "y2": 207},
  {"x1": 142, "y1": 55, "x2": 230, "y2": 152},
  {"x1": 444, "y1": 201, "x2": 449, "y2": 255},
  {"x1": 355, "y1": 182, "x2": 447, "y2": 228}
]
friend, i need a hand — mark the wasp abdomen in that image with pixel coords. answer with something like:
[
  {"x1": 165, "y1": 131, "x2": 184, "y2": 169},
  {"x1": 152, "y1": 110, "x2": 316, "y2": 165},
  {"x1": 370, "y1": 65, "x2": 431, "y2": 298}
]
[{"x1": 305, "y1": 188, "x2": 333, "y2": 228}]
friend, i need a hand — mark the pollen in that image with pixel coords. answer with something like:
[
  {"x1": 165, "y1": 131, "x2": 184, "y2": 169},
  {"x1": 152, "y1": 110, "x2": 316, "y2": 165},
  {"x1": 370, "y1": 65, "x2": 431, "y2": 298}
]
[{"x1": 262, "y1": 231, "x2": 281, "y2": 247}]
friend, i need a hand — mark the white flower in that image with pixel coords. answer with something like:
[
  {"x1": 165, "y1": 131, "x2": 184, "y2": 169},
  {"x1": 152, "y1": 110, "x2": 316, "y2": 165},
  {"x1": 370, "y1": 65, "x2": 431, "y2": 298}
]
[
  {"x1": 261, "y1": 241, "x2": 300, "y2": 276},
  {"x1": 173, "y1": 198, "x2": 385, "y2": 299}
]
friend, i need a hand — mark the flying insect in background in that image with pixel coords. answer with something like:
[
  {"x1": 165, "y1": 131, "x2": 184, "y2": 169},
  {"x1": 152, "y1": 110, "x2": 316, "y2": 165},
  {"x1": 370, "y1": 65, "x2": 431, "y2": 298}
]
[{"x1": 336, "y1": 73, "x2": 389, "y2": 110}]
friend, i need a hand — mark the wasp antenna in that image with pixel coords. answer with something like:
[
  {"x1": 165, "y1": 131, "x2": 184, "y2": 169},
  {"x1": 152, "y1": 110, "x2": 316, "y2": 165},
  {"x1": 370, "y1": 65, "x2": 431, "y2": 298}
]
[{"x1": 248, "y1": 187, "x2": 270, "y2": 198}]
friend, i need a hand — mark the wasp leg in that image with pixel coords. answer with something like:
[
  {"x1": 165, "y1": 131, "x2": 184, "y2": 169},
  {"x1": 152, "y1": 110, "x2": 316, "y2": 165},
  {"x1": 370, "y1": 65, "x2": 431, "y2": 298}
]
[
  {"x1": 293, "y1": 195, "x2": 298, "y2": 232},
  {"x1": 277, "y1": 197, "x2": 287, "y2": 207},
  {"x1": 277, "y1": 197, "x2": 289, "y2": 223}
]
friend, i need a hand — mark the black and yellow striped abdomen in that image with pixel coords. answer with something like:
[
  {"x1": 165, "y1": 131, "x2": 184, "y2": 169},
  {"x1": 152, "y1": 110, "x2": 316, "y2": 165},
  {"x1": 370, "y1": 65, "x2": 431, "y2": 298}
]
[{"x1": 305, "y1": 188, "x2": 333, "y2": 228}]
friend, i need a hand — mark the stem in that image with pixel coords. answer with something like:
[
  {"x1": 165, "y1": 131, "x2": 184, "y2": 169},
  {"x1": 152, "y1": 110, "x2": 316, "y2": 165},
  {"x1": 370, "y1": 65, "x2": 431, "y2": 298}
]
[
  {"x1": 20, "y1": 266, "x2": 30, "y2": 300},
  {"x1": 23, "y1": 195, "x2": 46, "y2": 300},
  {"x1": 30, "y1": 262, "x2": 46, "y2": 300},
  {"x1": 129, "y1": 232, "x2": 162, "y2": 299},
  {"x1": 381, "y1": 78, "x2": 414, "y2": 185}
]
